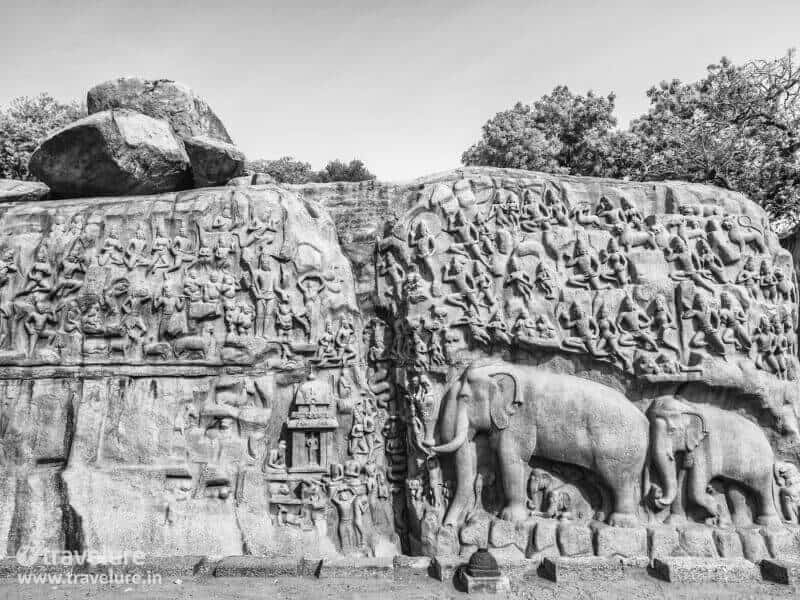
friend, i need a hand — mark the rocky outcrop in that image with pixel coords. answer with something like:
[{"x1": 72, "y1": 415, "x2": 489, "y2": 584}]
[
  {"x1": 184, "y1": 135, "x2": 245, "y2": 187},
  {"x1": 0, "y1": 184, "x2": 395, "y2": 559},
  {"x1": 29, "y1": 109, "x2": 192, "y2": 197},
  {"x1": 87, "y1": 77, "x2": 233, "y2": 143},
  {"x1": 0, "y1": 179, "x2": 49, "y2": 202}
]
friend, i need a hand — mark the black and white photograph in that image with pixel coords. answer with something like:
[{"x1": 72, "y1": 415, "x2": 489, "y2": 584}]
[{"x1": 1, "y1": 1, "x2": 800, "y2": 598}]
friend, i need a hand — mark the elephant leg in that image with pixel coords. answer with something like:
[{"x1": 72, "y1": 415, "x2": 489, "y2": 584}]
[
  {"x1": 665, "y1": 469, "x2": 689, "y2": 526},
  {"x1": 497, "y1": 434, "x2": 528, "y2": 522},
  {"x1": 606, "y1": 472, "x2": 641, "y2": 528},
  {"x1": 753, "y1": 476, "x2": 781, "y2": 527},
  {"x1": 726, "y1": 484, "x2": 750, "y2": 528},
  {"x1": 442, "y1": 441, "x2": 476, "y2": 528},
  {"x1": 686, "y1": 463, "x2": 718, "y2": 519}
]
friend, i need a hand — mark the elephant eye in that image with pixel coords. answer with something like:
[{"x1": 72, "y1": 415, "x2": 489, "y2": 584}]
[
  {"x1": 666, "y1": 426, "x2": 677, "y2": 434},
  {"x1": 457, "y1": 393, "x2": 470, "y2": 402}
]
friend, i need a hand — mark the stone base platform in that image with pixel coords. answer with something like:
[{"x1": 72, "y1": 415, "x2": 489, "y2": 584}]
[{"x1": 3, "y1": 553, "x2": 800, "y2": 587}]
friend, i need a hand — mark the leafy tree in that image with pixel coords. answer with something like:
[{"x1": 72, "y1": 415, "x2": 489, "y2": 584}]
[
  {"x1": 246, "y1": 156, "x2": 316, "y2": 184},
  {"x1": 248, "y1": 156, "x2": 376, "y2": 184},
  {"x1": 463, "y1": 51, "x2": 800, "y2": 222},
  {"x1": 317, "y1": 158, "x2": 375, "y2": 183},
  {"x1": 623, "y1": 51, "x2": 800, "y2": 220},
  {"x1": 462, "y1": 86, "x2": 619, "y2": 177},
  {"x1": 0, "y1": 93, "x2": 85, "y2": 180}
]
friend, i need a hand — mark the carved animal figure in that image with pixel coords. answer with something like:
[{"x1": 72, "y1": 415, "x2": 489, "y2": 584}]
[
  {"x1": 172, "y1": 326, "x2": 215, "y2": 359},
  {"x1": 722, "y1": 215, "x2": 767, "y2": 255},
  {"x1": 647, "y1": 396, "x2": 780, "y2": 526},
  {"x1": 143, "y1": 339, "x2": 172, "y2": 360},
  {"x1": 612, "y1": 222, "x2": 658, "y2": 253},
  {"x1": 424, "y1": 361, "x2": 649, "y2": 528}
]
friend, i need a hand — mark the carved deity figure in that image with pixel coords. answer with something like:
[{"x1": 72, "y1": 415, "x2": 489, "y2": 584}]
[
  {"x1": 682, "y1": 293, "x2": 727, "y2": 356},
  {"x1": 565, "y1": 238, "x2": 609, "y2": 290}
]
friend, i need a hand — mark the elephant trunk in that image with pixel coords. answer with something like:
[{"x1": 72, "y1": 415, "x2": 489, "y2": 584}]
[
  {"x1": 429, "y1": 402, "x2": 469, "y2": 454},
  {"x1": 651, "y1": 419, "x2": 678, "y2": 509}
]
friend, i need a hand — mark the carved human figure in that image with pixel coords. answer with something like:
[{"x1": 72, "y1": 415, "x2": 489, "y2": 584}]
[
  {"x1": 776, "y1": 462, "x2": 800, "y2": 523},
  {"x1": 330, "y1": 486, "x2": 357, "y2": 551},
  {"x1": 681, "y1": 293, "x2": 727, "y2": 356},
  {"x1": 650, "y1": 294, "x2": 681, "y2": 355},
  {"x1": 24, "y1": 299, "x2": 58, "y2": 357},
  {"x1": 736, "y1": 255, "x2": 761, "y2": 300},
  {"x1": 595, "y1": 302, "x2": 633, "y2": 372},
  {"x1": 565, "y1": 238, "x2": 609, "y2": 290},
  {"x1": 97, "y1": 226, "x2": 124, "y2": 267},
  {"x1": 335, "y1": 317, "x2": 358, "y2": 365},
  {"x1": 442, "y1": 258, "x2": 479, "y2": 312},
  {"x1": 595, "y1": 196, "x2": 625, "y2": 227},
  {"x1": 51, "y1": 250, "x2": 86, "y2": 298},
  {"x1": 718, "y1": 291, "x2": 751, "y2": 351},
  {"x1": 753, "y1": 315, "x2": 781, "y2": 376},
  {"x1": 123, "y1": 224, "x2": 149, "y2": 271},
  {"x1": 153, "y1": 285, "x2": 186, "y2": 340},
  {"x1": 616, "y1": 294, "x2": 658, "y2": 351},
  {"x1": 534, "y1": 261, "x2": 556, "y2": 300},
  {"x1": 695, "y1": 238, "x2": 728, "y2": 283},
  {"x1": 759, "y1": 260, "x2": 779, "y2": 303},
  {"x1": 504, "y1": 255, "x2": 534, "y2": 303},
  {"x1": 378, "y1": 251, "x2": 405, "y2": 308},
  {"x1": 409, "y1": 221, "x2": 441, "y2": 296},
  {"x1": 775, "y1": 267, "x2": 797, "y2": 304},
  {"x1": 520, "y1": 190, "x2": 550, "y2": 231},
  {"x1": 558, "y1": 302, "x2": 601, "y2": 356},
  {"x1": 443, "y1": 210, "x2": 486, "y2": 266},
  {"x1": 620, "y1": 197, "x2": 643, "y2": 226},
  {"x1": 663, "y1": 237, "x2": 714, "y2": 293},
  {"x1": 16, "y1": 245, "x2": 53, "y2": 298},
  {"x1": 252, "y1": 247, "x2": 278, "y2": 337},
  {"x1": 600, "y1": 237, "x2": 630, "y2": 286}
]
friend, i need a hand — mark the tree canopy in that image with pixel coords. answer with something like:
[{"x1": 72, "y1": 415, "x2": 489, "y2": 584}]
[
  {"x1": 247, "y1": 157, "x2": 376, "y2": 184},
  {"x1": 0, "y1": 93, "x2": 85, "y2": 180},
  {"x1": 463, "y1": 50, "x2": 800, "y2": 223}
]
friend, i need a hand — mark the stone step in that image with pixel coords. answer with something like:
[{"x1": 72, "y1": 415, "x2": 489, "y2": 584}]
[{"x1": 652, "y1": 557, "x2": 760, "y2": 583}]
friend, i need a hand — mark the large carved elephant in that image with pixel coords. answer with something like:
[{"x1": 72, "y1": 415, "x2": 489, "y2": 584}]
[
  {"x1": 424, "y1": 361, "x2": 649, "y2": 528},
  {"x1": 648, "y1": 395, "x2": 780, "y2": 526}
]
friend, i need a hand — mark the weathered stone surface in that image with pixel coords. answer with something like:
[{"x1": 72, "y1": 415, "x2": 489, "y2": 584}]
[
  {"x1": 652, "y1": 557, "x2": 760, "y2": 583},
  {"x1": 678, "y1": 526, "x2": 718, "y2": 558},
  {"x1": 557, "y1": 523, "x2": 593, "y2": 557},
  {"x1": 713, "y1": 528, "x2": 744, "y2": 558},
  {"x1": 760, "y1": 558, "x2": 800, "y2": 584},
  {"x1": 213, "y1": 556, "x2": 296, "y2": 577},
  {"x1": 183, "y1": 135, "x2": 245, "y2": 188},
  {"x1": 28, "y1": 109, "x2": 191, "y2": 197},
  {"x1": 459, "y1": 570, "x2": 510, "y2": 592},
  {"x1": 2, "y1": 161, "x2": 800, "y2": 587},
  {"x1": 0, "y1": 184, "x2": 395, "y2": 562},
  {"x1": 540, "y1": 556, "x2": 629, "y2": 582},
  {"x1": 593, "y1": 525, "x2": 647, "y2": 559},
  {"x1": 0, "y1": 179, "x2": 49, "y2": 202},
  {"x1": 87, "y1": 77, "x2": 232, "y2": 143},
  {"x1": 738, "y1": 528, "x2": 770, "y2": 562}
]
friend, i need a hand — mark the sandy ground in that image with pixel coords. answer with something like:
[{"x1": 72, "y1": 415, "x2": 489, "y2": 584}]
[{"x1": 2, "y1": 570, "x2": 800, "y2": 600}]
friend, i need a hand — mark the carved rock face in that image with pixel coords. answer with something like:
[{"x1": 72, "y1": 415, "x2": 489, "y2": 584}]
[{"x1": 0, "y1": 184, "x2": 397, "y2": 559}]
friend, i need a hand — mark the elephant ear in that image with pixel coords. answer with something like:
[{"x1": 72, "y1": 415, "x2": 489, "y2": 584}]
[
  {"x1": 685, "y1": 413, "x2": 708, "y2": 452},
  {"x1": 489, "y1": 373, "x2": 517, "y2": 431}
]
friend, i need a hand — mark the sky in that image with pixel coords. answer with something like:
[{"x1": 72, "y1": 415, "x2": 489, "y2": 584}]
[{"x1": 2, "y1": 0, "x2": 799, "y2": 181}]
